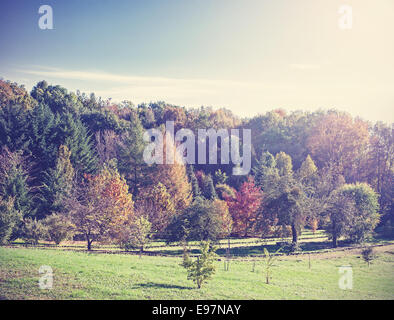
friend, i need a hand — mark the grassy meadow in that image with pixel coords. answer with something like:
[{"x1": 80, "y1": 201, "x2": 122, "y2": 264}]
[{"x1": 1, "y1": 231, "x2": 393, "y2": 300}]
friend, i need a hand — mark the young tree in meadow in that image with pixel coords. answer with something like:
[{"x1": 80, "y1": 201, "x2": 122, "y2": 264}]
[
  {"x1": 65, "y1": 164, "x2": 134, "y2": 250},
  {"x1": 43, "y1": 213, "x2": 74, "y2": 245},
  {"x1": 117, "y1": 214, "x2": 151, "y2": 257},
  {"x1": 21, "y1": 217, "x2": 47, "y2": 245},
  {"x1": 182, "y1": 241, "x2": 217, "y2": 289},
  {"x1": 224, "y1": 177, "x2": 263, "y2": 237}
]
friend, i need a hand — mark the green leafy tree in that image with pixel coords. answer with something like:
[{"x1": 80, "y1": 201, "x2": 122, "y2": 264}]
[
  {"x1": 182, "y1": 241, "x2": 217, "y2": 289},
  {"x1": 117, "y1": 215, "x2": 151, "y2": 258},
  {"x1": 43, "y1": 213, "x2": 74, "y2": 245},
  {"x1": 165, "y1": 197, "x2": 228, "y2": 242},
  {"x1": 21, "y1": 218, "x2": 47, "y2": 245},
  {"x1": 340, "y1": 183, "x2": 380, "y2": 243},
  {"x1": 324, "y1": 183, "x2": 380, "y2": 247}
]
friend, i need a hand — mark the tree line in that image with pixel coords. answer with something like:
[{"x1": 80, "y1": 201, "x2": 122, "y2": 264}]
[{"x1": 0, "y1": 79, "x2": 392, "y2": 251}]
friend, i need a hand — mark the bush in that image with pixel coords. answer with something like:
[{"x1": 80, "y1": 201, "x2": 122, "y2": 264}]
[
  {"x1": 0, "y1": 197, "x2": 22, "y2": 244},
  {"x1": 182, "y1": 241, "x2": 217, "y2": 289},
  {"x1": 43, "y1": 214, "x2": 74, "y2": 245},
  {"x1": 21, "y1": 218, "x2": 47, "y2": 245},
  {"x1": 117, "y1": 216, "x2": 151, "y2": 257},
  {"x1": 165, "y1": 197, "x2": 231, "y2": 242},
  {"x1": 361, "y1": 247, "x2": 376, "y2": 267}
]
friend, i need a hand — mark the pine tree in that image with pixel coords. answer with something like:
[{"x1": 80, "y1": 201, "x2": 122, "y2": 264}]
[
  {"x1": 0, "y1": 104, "x2": 30, "y2": 152},
  {"x1": 118, "y1": 114, "x2": 150, "y2": 198},
  {"x1": 39, "y1": 145, "x2": 74, "y2": 218},
  {"x1": 59, "y1": 112, "x2": 98, "y2": 176},
  {"x1": 202, "y1": 174, "x2": 217, "y2": 200},
  {"x1": 187, "y1": 165, "x2": 201, "y2": 199}
]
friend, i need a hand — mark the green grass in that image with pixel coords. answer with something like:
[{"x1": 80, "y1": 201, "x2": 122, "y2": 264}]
[
  {"x1": 1, "y1": 245, "x2": 393, "y2": 300},
  {"x1": 9, "y1": 230, "x2": 394, "y2": 257}
]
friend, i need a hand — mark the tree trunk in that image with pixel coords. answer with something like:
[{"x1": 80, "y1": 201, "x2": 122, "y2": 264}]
[
  {"x1": 86, "y1": 234, "x2": 92, "y2": 251},
  {"x1": 332, "y1": 233, "x2": 337, "y2": 248},
  {"x1": 291, "y1": 223, "x2": 298, "y2": 244}
]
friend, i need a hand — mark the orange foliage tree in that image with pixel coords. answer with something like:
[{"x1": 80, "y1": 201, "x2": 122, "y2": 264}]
[
  {"x1": 307, "y1": 112, "x2": 369, "y2": 181},
  {"x1": 66, "y1": 164, "x2": 134, "y2": 250},
  {"x1": 137, "y1": 182, "x2": 176, "y2": 235}
]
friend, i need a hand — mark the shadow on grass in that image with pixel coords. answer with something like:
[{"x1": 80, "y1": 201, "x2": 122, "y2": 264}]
[{"x1": 132, "y1": 282, "x2": 193, "y2": 290}]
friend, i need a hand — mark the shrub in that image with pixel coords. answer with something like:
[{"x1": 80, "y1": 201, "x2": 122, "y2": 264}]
[
  {"x1": 21, "y1": 218, "x2": 47, "y2": 245},
  {"x1": 361, "y1": 247, "x2": 376, "y2": 267},
  {"x1": 43, "y1": 214, "x2": 74, "y2": 245},
  {"x1": 182, "y1": 241, "x2": 217, "y2": 289},
  {"x1": 0, "y1": 197, "x2": 21, "y2": 244},
  {"x1": 263, "y1": 247, "x2": 282, "y2": 284},
  {"x1": 117, "y1": 216, "x2": 151, "y2": 257}
]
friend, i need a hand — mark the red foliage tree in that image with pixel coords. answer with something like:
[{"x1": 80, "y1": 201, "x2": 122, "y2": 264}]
[{"x1": 223, "y1": 177, "x2": 263, "y2": 237}]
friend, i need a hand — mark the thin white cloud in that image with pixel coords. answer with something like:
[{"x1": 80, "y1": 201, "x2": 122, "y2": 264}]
[{"x1": 15, "y1": 66, "x2": 258, "y2": 88}]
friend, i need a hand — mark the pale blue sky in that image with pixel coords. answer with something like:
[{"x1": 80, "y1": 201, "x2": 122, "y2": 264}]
[{"x1": 0, "y1": 0, "x2": 393, "y2": 122}]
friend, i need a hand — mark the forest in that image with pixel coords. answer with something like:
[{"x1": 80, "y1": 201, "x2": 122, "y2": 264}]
[{"x1": 0, "y1": 78, "x2": 393, "y2": 252}]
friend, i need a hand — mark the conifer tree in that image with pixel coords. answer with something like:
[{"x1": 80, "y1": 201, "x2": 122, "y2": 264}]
[
  {"x1": 39, "y1": 145, "x2": 74, "y2": 218},
  {"x1": 202, "y1": 174, "x2": 217, "y2": 200},
  {"x1": 187, "y1": 165, "x2": 201, "y2": 199},
  {"x1": 59, "y1": 112, "x2": 98, "y2": 176},
  {"x1": 118, "y1": 114, "x2": 150, "y2": 198}
]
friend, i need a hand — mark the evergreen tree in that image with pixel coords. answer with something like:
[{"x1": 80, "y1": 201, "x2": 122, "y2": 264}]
[
  {"x1": 187, "y1": 165, "x2": 201, "y2": 199},
  {"x1": 39, "y1": 145, "x2": 74, "y2": 218},
  {"x1": 118, "y1": 113, "x2": 150, "y2": 198},
  {"x1": 58, "y1": 112, "x2": 98, "y2": 176},
  {"x1": 202, "y1": 174, "x2": 217, "y2": 200},
  {"x1": 0, "y1": 104, "x2": 30, "y2": 152}
]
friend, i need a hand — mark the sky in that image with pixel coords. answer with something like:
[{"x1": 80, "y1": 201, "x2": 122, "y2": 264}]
[{"x1": 0, "y1": 0, "x2": 393, "y2": 122}]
